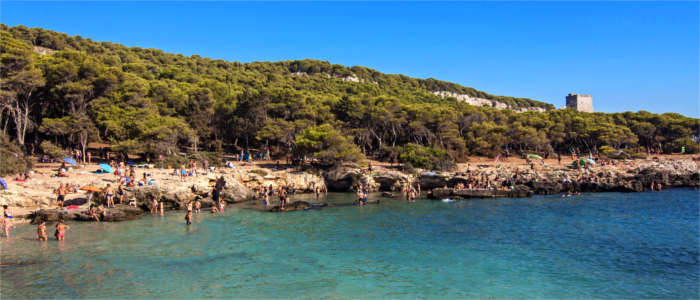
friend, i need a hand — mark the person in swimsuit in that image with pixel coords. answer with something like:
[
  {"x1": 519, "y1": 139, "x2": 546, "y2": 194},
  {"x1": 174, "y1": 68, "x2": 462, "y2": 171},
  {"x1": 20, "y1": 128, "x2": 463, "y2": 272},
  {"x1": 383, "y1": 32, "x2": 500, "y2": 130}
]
[
  {"x1": 2, "y1": 205, "x2": 11, "y2": 237},
  {"x1": 356, "y1": 189, "x2": 365, "y2": 206},
  {"x1": 151, "y1": 197, "x2": 159, "y2": 215},
  {"x1": 314, "y1": 187, "x2": 320, "y2": 201},
  {"x1": 104, "y1": 184, "x2": 114, "y2": 208},
  {"x1": 117, "y1": 182, "x2": 125, "y2": 204},
  {"x1": 186, "y1": 201, "x2": 193, "y2": 213},
  {"x1": 179, "y1": 165, "x2": 187, "y2": 182},
  {"x1": 185, "y1": 211, "x2": 192, "y2": 225},
  {"x1": 210, "y1": 204, "x2": 218, "y2": 214},
  {"x1": 55, "y1": 184, "x2": 66, "y2": 208},
  {"x1": 194, "y1": 199, "x2": 201, "y2": 214},
  {"x1": 55, "y1": 220, "x2": 70, "y2": 241},
  {"x1": 278, "y1": 189, "x2": 287, "y2": 209},
  {"x1": 37, "y1": 220, "x2": 47, "y2": 241}
]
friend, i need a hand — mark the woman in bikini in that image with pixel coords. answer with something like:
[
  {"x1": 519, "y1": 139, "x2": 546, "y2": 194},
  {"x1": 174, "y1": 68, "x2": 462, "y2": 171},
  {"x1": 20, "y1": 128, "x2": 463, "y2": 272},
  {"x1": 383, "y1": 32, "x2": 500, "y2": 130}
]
[
  {"x1": 55, "y1": 220, "x2": 70, "y2": 241},
  {"x1": 151, "y1": 197, "x2": 159, "y2": 215},
  {"x1": 37, "y1": 221, "x2": 47, "y2": 241}
]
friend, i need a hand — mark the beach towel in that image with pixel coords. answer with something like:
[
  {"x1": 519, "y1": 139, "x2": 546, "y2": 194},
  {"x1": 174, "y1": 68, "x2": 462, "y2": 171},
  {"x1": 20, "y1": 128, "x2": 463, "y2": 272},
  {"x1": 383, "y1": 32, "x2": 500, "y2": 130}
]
[{"x1": 0, "y1": 179, "x2": 7, "y2": 190}]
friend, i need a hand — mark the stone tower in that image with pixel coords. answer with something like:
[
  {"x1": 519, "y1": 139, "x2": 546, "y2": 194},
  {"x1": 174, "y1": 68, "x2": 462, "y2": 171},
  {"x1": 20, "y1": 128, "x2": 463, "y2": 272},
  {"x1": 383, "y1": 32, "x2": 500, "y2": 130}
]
[{"x1": 565, "y1": 93, "x2": 593, "y2": 113}]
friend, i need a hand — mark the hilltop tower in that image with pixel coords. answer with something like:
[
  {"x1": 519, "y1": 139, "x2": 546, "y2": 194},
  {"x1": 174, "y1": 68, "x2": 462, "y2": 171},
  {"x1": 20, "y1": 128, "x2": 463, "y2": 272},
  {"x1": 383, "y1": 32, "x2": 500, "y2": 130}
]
[{"x1": 565, "y1": 93, "x2": 593, "y2": 113}]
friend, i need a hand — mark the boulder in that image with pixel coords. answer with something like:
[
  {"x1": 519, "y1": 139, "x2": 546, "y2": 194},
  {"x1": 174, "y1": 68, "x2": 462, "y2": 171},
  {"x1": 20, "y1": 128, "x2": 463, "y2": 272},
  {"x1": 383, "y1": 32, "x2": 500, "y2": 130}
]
[
  {"x1": 373, "y1": 172, "x2": 412, "y2": 191},
  {"x1": 323, "y1": 166, "x2": 375, "y2": 191},
  {"x1": 268, "y1": 201, "x2": 312, "y2": 212},
  {"x1": 419, "y1": 173, "x2": 450, "y2": 189}
]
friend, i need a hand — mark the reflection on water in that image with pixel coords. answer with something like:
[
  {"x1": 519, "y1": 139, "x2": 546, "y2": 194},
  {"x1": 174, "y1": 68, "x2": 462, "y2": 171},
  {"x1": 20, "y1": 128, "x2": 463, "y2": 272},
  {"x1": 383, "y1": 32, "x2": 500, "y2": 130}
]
[{"x1": 1, "y1": 190, "x2": 699, "y2": 298}]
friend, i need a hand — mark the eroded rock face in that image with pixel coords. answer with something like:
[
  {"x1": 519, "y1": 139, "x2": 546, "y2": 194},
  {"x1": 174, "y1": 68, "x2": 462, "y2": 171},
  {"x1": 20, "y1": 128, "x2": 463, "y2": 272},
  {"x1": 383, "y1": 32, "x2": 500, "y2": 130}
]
[
  {"x1": 322, "y1": 166, "x2": 377, "y2": 191},
  {"x1": 131, "y1": 174, "x2": 255, "y2": 210},
  {"x1": 373, "y1": 172, "x2": 413, "y2": 191},
  {"x1": 419, "y1": 173, "x2": 450, "y2": 189},
  {"x1": 242, "y1": 170, "x2": 325, "y2": 192}
]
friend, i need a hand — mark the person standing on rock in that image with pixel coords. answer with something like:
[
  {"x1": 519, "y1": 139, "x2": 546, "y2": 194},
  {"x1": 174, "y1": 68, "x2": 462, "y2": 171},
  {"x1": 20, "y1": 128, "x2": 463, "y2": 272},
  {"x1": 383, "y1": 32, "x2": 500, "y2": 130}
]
[
  {"x1": 104, "y1": 184, "x2": 114, "y2": 208},
  {"x1": 117, "y1": 182, "x2": 125, "y2": 204},
  {"x1": 55, "y1": 184, "x2": 66, "y2": 208}
]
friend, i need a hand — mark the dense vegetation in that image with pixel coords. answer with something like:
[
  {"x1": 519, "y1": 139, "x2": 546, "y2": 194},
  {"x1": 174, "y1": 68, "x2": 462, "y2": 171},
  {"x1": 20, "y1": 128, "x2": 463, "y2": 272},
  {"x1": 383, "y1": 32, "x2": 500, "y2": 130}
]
[{"x1": 1, "y1": 24, "x2": 698, "y2": 173}]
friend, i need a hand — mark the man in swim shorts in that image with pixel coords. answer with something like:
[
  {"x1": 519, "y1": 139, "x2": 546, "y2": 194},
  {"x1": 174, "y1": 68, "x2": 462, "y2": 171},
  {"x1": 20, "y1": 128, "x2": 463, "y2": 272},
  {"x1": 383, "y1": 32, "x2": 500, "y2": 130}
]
[
  {"x1": 104, "y1": 184, "x2": 114, "y2": 208},
  {"x1": 55, "y1": 184, "x2": 66, "y2": 208}
]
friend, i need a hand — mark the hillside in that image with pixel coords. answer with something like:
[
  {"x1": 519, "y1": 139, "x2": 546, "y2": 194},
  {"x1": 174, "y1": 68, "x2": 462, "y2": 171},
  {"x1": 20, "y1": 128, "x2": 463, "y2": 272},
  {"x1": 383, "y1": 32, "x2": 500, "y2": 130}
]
[{"x1": 0, "y1": 24, "x2": 698, "y2": 172}]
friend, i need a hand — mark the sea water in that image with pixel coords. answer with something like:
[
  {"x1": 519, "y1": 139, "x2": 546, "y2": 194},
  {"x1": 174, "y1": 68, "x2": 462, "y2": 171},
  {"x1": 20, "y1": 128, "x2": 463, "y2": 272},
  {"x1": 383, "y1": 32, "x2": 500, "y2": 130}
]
[{"x1": 1, "y1": 189, "x2": 698, "y2": 299}]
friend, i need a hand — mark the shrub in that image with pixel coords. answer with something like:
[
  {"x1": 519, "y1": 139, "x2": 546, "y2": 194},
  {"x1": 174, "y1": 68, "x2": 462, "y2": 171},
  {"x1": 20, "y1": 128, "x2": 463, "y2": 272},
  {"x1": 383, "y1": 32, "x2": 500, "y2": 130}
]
[
  {"x1": 672, "y1": 137, "x2": 700, "y2": 154},
  {"x1": 399, "y1": 143, "x2": 455, "y2": 171},
  {"x1": 40, "y1": 141, "x2": 66, "y2": 159},
  {"x1": 0, "y1": 133, "x2": 33, "y2": 176},
  {"x1": 599, "y1": 145, "x2": 616, "y2": 155},
  {"x1": 154, "y1": 155, "x2": 189, "y2": 169}
]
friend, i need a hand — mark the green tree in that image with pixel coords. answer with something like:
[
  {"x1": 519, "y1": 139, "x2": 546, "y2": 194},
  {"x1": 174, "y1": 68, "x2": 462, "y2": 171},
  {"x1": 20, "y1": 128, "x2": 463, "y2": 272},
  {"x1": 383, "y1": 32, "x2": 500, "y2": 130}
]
[{"x1": 294, "y1": 124, "x2": 364, "y2": 166}]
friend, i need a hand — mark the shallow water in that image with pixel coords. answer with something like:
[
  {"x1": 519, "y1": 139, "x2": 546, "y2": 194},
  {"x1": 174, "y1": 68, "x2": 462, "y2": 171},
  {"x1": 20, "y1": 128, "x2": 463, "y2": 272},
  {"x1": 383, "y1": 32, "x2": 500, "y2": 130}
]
[{"x1": 1, "y1": 189, "x2": 698, "y2": 299}]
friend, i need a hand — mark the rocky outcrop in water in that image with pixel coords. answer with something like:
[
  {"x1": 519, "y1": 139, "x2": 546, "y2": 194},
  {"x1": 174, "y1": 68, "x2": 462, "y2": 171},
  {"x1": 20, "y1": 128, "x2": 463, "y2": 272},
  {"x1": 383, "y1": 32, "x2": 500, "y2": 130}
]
[
  {"x1": 30, "y1": 205, "x2": 144, "y2": 224},
  {"x1": 322, "y1": 166, "x2": 378, "y2": 192},
  {"x1": 429, "y1": 186, "x2": 533, "y2": 199}
]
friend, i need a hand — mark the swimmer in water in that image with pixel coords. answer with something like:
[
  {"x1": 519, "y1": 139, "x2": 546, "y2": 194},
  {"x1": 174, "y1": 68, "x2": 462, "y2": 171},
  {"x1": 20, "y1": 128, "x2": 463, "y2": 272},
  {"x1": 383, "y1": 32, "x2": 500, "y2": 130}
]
[
  {"x1": 210, "y1": 204, "x2": 218, "y2": 214},
  {"x1": 151, "y1": 197, "x2": 159, "y2": 215},
  {"x1": 185, "y1": 211, "x2": 192, "y2": 225},
  {"x1": 38, "y1": 221, "x2": 47, "y2": 241},
  {"x1": 194, "y1": 199, "x2": 201, "y2": 214},
  {"x1": 55, "y1": 220, "x2": 70, "y2": 241}
]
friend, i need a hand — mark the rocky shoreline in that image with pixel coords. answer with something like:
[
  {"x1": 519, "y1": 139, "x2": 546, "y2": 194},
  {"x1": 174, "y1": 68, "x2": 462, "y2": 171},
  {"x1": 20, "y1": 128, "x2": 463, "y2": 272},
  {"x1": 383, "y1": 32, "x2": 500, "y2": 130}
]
[{"x1": 1, "y1": 158, "x2": 698, "y2": 224}]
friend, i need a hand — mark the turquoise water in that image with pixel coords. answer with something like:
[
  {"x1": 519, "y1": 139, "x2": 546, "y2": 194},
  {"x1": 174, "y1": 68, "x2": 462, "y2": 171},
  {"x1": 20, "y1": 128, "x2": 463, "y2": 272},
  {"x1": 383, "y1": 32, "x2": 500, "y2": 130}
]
[{"x1": 1, "y1": 189, "x2": 698, "y2": 299}]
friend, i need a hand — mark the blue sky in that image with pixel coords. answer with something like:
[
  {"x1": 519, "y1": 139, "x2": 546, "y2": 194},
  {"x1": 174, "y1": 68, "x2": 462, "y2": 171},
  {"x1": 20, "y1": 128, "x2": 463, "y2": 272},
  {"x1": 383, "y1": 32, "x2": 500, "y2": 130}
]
[{"x1": 2, "y1": 1, "x2": 698, "y2": 117}]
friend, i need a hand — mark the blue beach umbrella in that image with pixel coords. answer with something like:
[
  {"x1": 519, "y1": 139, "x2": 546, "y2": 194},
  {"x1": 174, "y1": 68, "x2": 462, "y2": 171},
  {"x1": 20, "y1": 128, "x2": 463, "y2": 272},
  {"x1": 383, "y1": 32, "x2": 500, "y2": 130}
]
[
  {"x1": 63, "y1": 158, "x2": 78, "y2": 166},
  {"x1": 99, "y1": 163, "x2": 114, "y2": 173}
]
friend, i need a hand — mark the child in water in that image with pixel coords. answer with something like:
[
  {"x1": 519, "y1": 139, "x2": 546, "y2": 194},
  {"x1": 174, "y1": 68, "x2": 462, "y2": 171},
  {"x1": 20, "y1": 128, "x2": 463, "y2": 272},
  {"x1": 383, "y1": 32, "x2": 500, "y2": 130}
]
[
  {"x1": 185, "y1": 211, "x2": 192, "y2": 225},
  {"x1": 37, "y1": 221, "x2": 47, "y2": 241}
]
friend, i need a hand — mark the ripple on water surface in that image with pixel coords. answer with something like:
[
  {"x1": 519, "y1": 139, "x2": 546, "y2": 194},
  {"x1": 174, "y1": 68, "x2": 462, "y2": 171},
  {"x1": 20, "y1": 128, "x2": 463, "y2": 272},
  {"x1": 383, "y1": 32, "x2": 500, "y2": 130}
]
[{"x1": 1, "y1": 189, "x2": 699, "y2": 298}]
